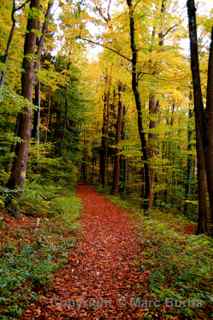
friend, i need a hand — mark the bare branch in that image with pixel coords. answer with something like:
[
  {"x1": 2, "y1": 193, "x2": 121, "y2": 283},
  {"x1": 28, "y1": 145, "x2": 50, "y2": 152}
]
[
  {"x1": 79, "y1": 37, "x2": 131, "y2": 62},
  {"x1": 92, "y1": 0, "x2": 112, "y2": 25},
  {"x1": 107, "y1": 0, "x2": 112, "y2": 20},
  {"x1": 15, "y1": 0, "x2": 31, "y2": 12},
  {"x1": 94, "y1": 5, "x2": 109, "y2": 23},
  {"x1": 162, "y1": 24, "x2": 178, "y2": 38}
]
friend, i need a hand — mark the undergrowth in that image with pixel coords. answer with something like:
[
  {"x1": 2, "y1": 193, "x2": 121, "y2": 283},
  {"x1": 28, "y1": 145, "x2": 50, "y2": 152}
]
[
  {"x1": 109, "y1": 195, "x2": 213, "y2": 320},
  {"x1": 0, "y1": 190, "x2": 82, "y2": 320}
]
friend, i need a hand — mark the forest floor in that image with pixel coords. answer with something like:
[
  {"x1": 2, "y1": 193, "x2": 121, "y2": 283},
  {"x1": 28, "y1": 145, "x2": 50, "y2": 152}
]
[
  {"x1": 1, "y1": 185, "x2": 212, "y2": 320},
  {"x1": 22, "y1": 184, "x2": 149, "y2": 319}
]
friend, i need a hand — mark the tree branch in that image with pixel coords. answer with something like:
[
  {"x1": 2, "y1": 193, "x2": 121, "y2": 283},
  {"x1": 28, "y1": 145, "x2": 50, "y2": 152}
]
[
  {"x1": 94, "y1": 5, "x2": 109, "y2": 23},
  {"x1": 107, "y1": 0, "x2": 112, "y2": 20},
  {"x1": 133, "y1": 0, "x2": 142, "y2": 11},
  {"x1": 162, "y1": 24, "x2": 178, "y2": 38},
  {"x1": 79, "y1": 37, "x2": 131, "y2": 62},
  {"x1": 15, "y1": 0, "x2": 31, "y2": 12}
]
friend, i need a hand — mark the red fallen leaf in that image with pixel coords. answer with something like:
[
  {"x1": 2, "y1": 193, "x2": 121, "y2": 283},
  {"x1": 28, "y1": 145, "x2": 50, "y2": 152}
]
[
  {"x1": 143, "y1": 271, "x2": 150, "y2": 278},
  {"x1": 22, "y1": 185, "x2": 150, "y2": 320},
  {"x1": 184, "y1": 224, "x2": 196, "y2": 235}
]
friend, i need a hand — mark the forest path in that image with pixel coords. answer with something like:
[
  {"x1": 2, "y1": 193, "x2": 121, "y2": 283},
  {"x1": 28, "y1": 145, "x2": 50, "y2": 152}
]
[{"x1": 22, "y1": 185, "x2": 148, "y2": 319}]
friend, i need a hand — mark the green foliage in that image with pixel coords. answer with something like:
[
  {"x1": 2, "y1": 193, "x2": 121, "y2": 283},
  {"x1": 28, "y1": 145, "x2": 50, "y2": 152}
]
[
  {"x1": 108, "y1": 195, "x2": 212, "y2": 319},
  {"x1": 50, "y1": 194, "x2": 82, "y2": 229},
  {"x1": 0, "y1": 86, "x2": 33, "y2": 114},
  {"x1": 141, "y1": 211, "x2": 213, "y2": 319},
  {"x1": 0, "y1": 191, "x2": 81, "y2": 319},
  {"x1": 19, "y1": 178, "x2": 81, "y2": 221},
  {"x1": 18, "y1": 181, "x2": 59, "y2": 216}
]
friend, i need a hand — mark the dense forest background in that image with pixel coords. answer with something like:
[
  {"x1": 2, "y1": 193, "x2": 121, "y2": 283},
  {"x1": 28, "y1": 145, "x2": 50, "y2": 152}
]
[{"x1": 0, "y1": 0, "x2": 212, "y2": 231}]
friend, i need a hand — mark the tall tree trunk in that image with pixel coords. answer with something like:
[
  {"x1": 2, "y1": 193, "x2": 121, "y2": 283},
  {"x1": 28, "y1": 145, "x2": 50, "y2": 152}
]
[
  {"x1": 112, "y1": 84, "x2": 124, "y2": 194},
  {"x1": 44, "y1": 90, "x2": 51, "y2": 143},
  {"x1": 81, "y1": 130, "x2": 88, "y2": 182},
  {"x1": 7, "y1": 0, "x2": 40, "y2": 194},
  {"x1": 148, "y1": 96, "x2": 160, "y2": 207},
  {"x1": 184, "y1": 106, "x2": 194, "y2": 214},
  {"x1": 187, "y1": 0, "x2": 209, "y2": 234},
  {"x1": 120, "y1": 104, "x2": 127, "y2": 194},
  {"x1": 205, "y1": 27, "x2": 213, "y2": 235},
  {"x1": 100, "y1": 72, "x2": 111, "y2": 186},
  {"x1": 147, "y1": 0, "x2": 166, "y2": 207},
  {"x1": 126, "y1": 0, "x2": 151, "y2": 211},
  {"x1": 32, "y1": 0, "x2": 53, "y2": 141}
]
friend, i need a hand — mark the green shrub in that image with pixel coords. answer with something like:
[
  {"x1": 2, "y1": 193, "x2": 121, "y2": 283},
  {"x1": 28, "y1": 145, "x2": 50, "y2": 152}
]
[
  {"x1": 109, "y1": 195, "x2": 213, "y2": 319},
  {"x1": 142, "y1": 214, "x2": 213, "y2": 319}
]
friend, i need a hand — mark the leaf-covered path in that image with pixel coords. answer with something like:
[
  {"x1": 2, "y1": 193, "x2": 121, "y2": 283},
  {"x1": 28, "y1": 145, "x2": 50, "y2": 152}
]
[{"x1": 22, "y1": 185, "x2": 148, "y2": 319}]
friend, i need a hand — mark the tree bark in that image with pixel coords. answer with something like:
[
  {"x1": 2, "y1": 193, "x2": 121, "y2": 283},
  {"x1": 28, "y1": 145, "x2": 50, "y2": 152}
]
[
  {"x1": 126, "y1": 0, "x2": 151, "y2": 211},
  {"x1": 148, "y1": 95, "x2": 159, "y2": 207},
  {"x1": 205, "y1": 27, "x2": 213, "y2": 234},
  {"x1": 147, "y1": 0, "x2": 166, "y2": 207},
  {"x1": 7, "y1": 0, "x2": 40, "y2": 192},
  {"x1": 112, "y1": 84, "x2": 124, "y2": 194},
  {"x1": 184, "y1": 106, "x2": 194, "y2": 214},
  {"x1": 187, "y1": 0, "x2": 209, "y2": 234},
  {"x1": 32, "y1": 0, "x2": 53, "y2": 141},
  {"x1": 120, "y1": 105, "x2": 127, "y2": 194},
  {"x1": 100, "y1": 72, "x2": 111, "y2": 186}
]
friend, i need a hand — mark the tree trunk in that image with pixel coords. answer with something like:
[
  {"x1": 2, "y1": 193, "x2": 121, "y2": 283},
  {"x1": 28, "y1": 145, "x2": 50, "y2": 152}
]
[
  {"x1": 32, "y1": 81, "x2": 41, "y2": 141},
  {"x1": 44, "y1": 90, "x2": 51, "y2": 143},
  {"x1": 147, "y1": 0, "x2": 166, "y2": 207},
  {"x1": 7, "y1": 0, "x2": 40, "y2": 193},
  {"x1": 187, "y1": 0, "x2": 209, "y2": 234},
  {"x1": 126, "y1": 0, "x2": 151, "y2": 211},
  {"x1": 0, "y1": 0, "x2": 31, "y2": 87},
  {"x1": 81, "y1": 130, "x2": 88, "y2": 182},
  {"x1": 112, "y1": 84, "x2": 124, "y2": 194},
  {"x1": 0, "y1": 0, "x2": 16, "y2": 87},
  {"x1": 100, "y1": 73, "x2": 110, "y2": 186},
  {"x1": 148, "y1": 95, "x2": 160, "y2": 207},
  {"x1": 184, "y1": 107, "x2": 193, "y2": 214},
  {"x1": 205, "y1": 27, "x2": 213, "y2": 235},
  {"x1": 32, "y1": 0, "x2": 53, "y2": 141},
  {"x1": 120, "y1": 105, "x2": 127, "y2": 194}
]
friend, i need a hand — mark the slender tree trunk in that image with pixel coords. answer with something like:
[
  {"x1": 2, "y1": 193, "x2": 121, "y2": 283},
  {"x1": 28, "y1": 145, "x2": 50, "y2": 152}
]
[
  {"x1": 55, "y1": 109, "x2": 63, "y2": 156},
  {"x1": 112, "y1": 84, "x2": 124, "y2": 194},
  {"x1": 0, "y1": 0, "x2": 30, "y2": 86},
  {"x1": 158, "y1": 0, "x2": 167, "y2": 45},
  {"x1": 127, "y1": 0, "x2": 151, "y2": 211},
  {"x1": 44, "y1": 91, "x2": 51, "y2": 143},
  {"x1": 7, "y1": 0, "x2": 40, "y2": 193},
  {"x1": 205, "y1": 27, "x2": 213, "y2": 234},
  {"x1": 100, "y1": 73, "x2": 110, "y2": 186},
  {"x1": 32, "y1": 0, "x2": 53, "y2": 141},
  {"x1": 120, "y1": 105, "x2": 127, "y2": 194},
  {"x1": 32, "y1": 81, "x2": 41, "y2": 141},
  {"x1": 184, "y1": 107, "x2": 193, "y2": 214},
  {"x1": 147, "y1": 0, "x2": 166, "y2": 207},
  {"x1": 0, "y1": 0, "x2": 16, "y2": 87},
  {"x1": 187, "y1": 0, "x2": 209, "y2": 234},
  {"x1": 148, "y1": 95, "x2": 160, "y2": 207},
  {"x1": 81, "y1": 130, "x2": 88, "y2": 182}
]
